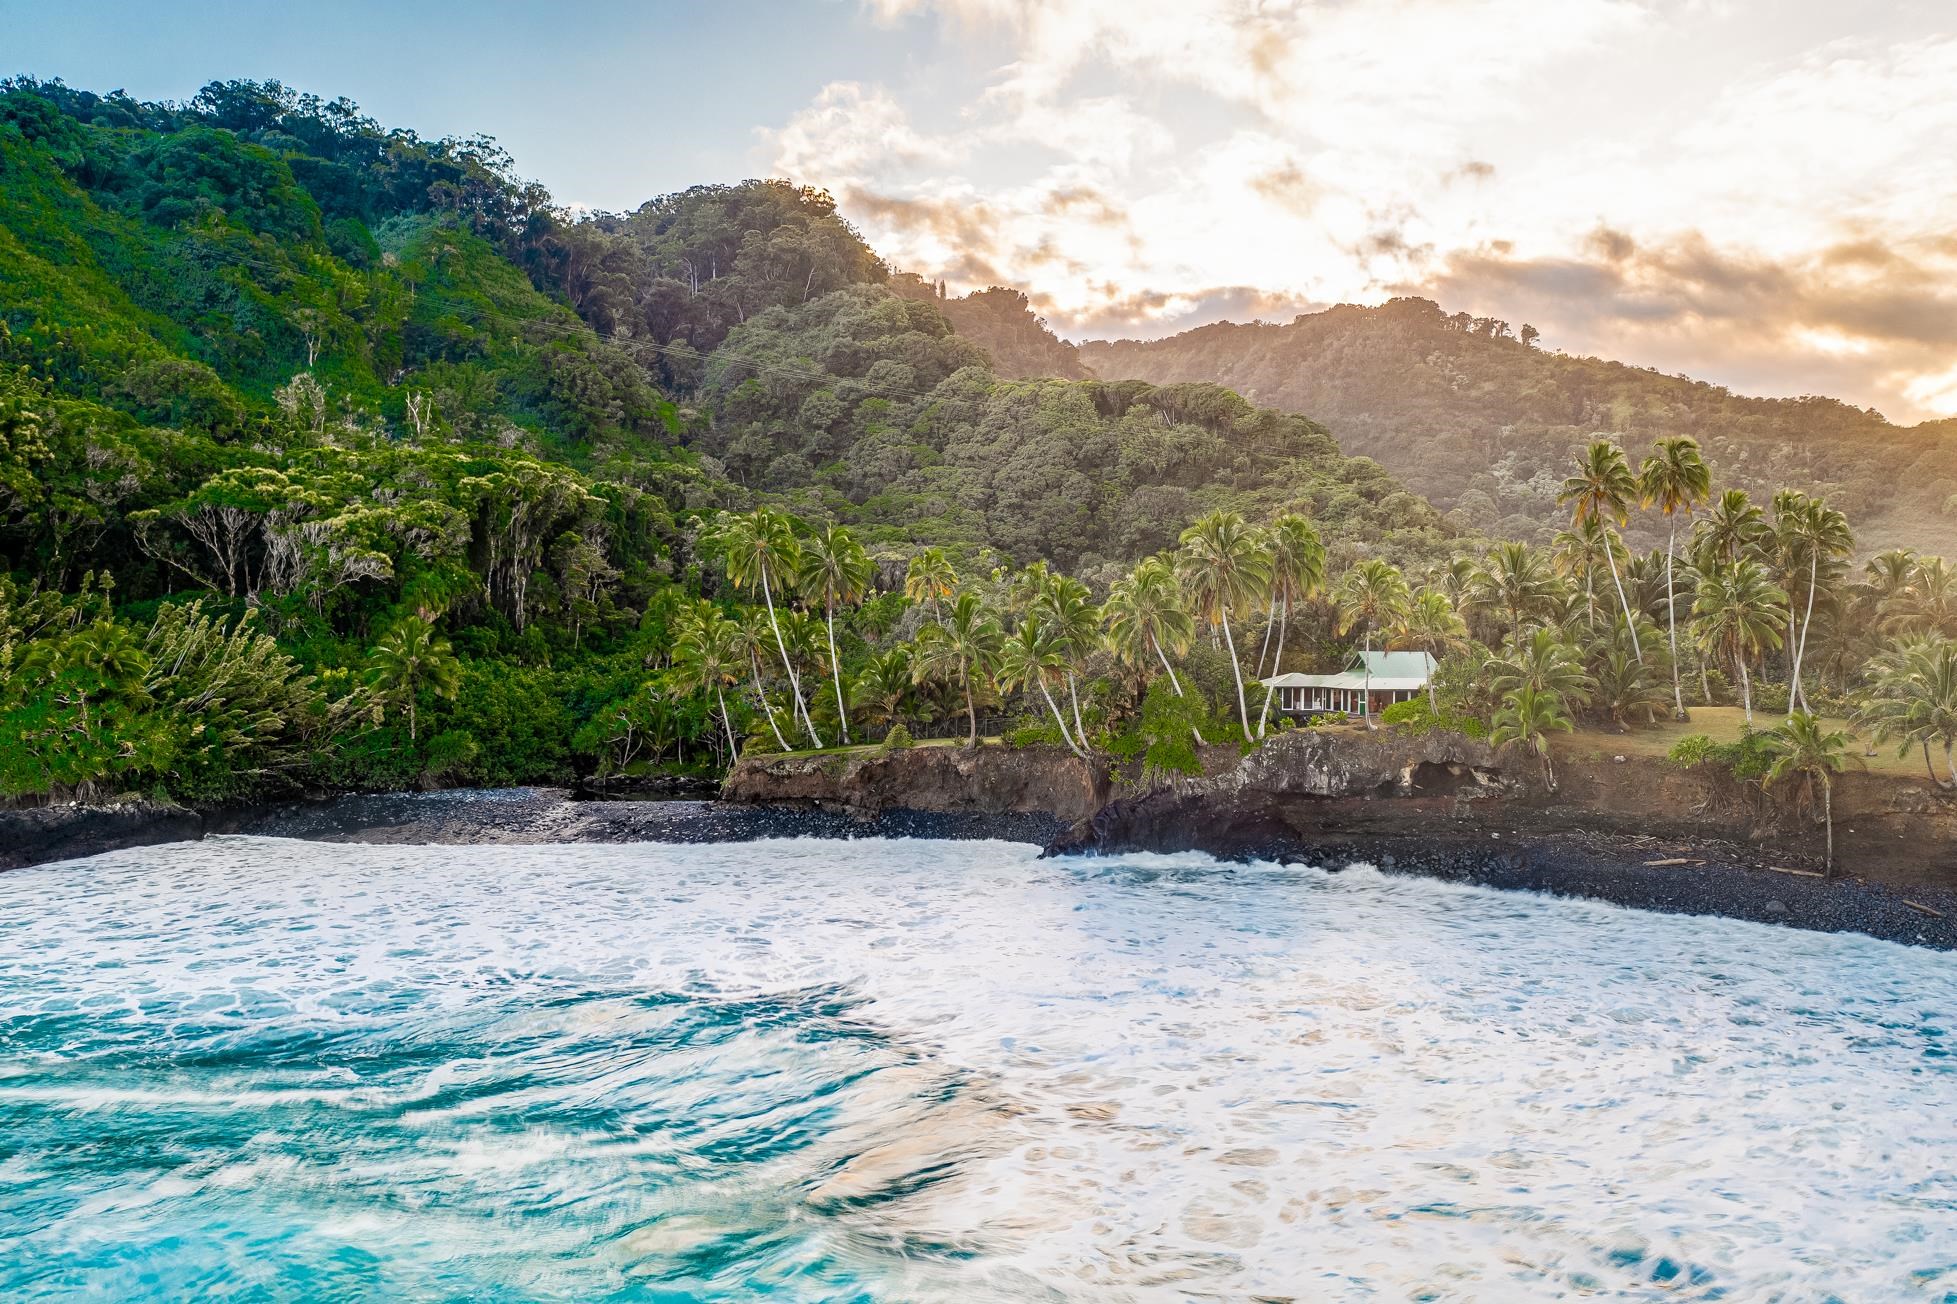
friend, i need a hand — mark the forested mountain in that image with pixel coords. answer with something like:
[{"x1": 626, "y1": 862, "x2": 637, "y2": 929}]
[
  {"x1": 1081, "y1": 298, "x2": 1957, "y2": 552},
  {"x1": 0, "y1": 77, "x2": 1467, "y2": 801},
  {"x1": 888, "y1": 275, "x2": 1088, "y2": 380}
]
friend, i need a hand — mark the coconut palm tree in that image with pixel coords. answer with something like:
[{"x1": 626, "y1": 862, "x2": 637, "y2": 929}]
[
  {"x1": 708, "y1": 508, "x2": 820, "y2": 746},
  {"x1": 1105, "y1": 555, "x2": 1197, "y2": 698},
  {"x1": 1558, "y1": 438, "x2": 1644, "y2": 660},
  {"x1": 1034, "y1": 571, "x2": 1103, "y2": 746},
  {"x1": 1774, "y1": 493, "x2": 1852, "y2": 718},
  {"x1": 365, "y1": 613, "x2": 460, "y2": 743},
  {"x1": 797, "y1": 522, "x2": 873, "y2": 744},
  {"x1": 1491, "y1": 684, "x2": 1575, "y2": 790},
  {"x1": 1551, "y1": 515, "x2": 1624, "y2": 632},
  {"x1": 1855, "y1": 636, "x2": 1957, "y2": 789},
  {"x1": 1694, "y1": 487, "x2": 1767, "y2": 565},
  {"x1": 1390, "y1": 588, "x2": 1469, "y2": 710},
  {"x1": 1762, "y1": 712, "x2": 1856, "y2": 875},
  {"x1": 1883, "y1": 556, "x2": 1957, "y2": 639},
  {"x1": 1490, "y1": 627, "x2": 1595, "y2": 711},
  {"x1": 1639, "y1": 436, "x2": 1712, "y2": 718},
  {"x1": 998, "y1": 615, "x2": 1085, "y2": 758},
  {"x1": 670, "y1": 609, "x2": 745, "y2": 758},
  {"x1": 1692, "y1": 558, "x2": 1787, "y2": 725},
  {"x1": 904, "y1": 546, "x2": 958, "y2": 626},
  {"x1": 1335, "y1": 559, "x2": 1411, "y2": 727},
  {"x1": 1252, "y1": 514, "x2": 1327, "y2": 734},
  {"x1": 725, "y1": 608, "x2": 793, "y2": 752},
  {"x1": 851, "y1": 646, "x2": 915, "y2": 739},
  {"x1": 1176, "y1": 510, "x2": 1272, "y2": 739},
  {"x1": 911, "y1": 590, "x2": 1003, "y2": 748},
  {"x1": 1464, "y1": 541, "x2": 1562, "y2": 645}
]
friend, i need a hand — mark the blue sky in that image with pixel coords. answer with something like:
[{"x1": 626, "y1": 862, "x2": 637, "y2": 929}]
[{"x1": 7, "y1": 1, "x2": 1957, "y2": 422}]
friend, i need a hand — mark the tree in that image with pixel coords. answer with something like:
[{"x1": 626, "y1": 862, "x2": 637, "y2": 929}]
[
  {"x1": 1390, "y1": 587, "x2": 1469, "y2": 709},
  {"x1": 851, "y1": 647, "x2": 915, "y2": 738},
  {"x1": 1030, "y1": 569, "x2": 1102, "y2": 747},
  {"x1": 1762, "y1": 712, "x2": 1856, "y2": 874},
  {"x1": 1465, "y1": 541, "x2": 1563, "y2": 644},
  {"x1": 1855, "y1": 636, "x2": 1957, "y2": 790},
  {"x1": 1694, "y1": 488, "x2": 1767, "y2": 565},
  {"x1": 709, "y1": 508, "x2": 821, "y2": 747},
  {"x1": 1490, "y1": 627, "x2": 1594, "y2": 710},
  {"x1": 1559, "y1": 438, "x2": 1644, "y2": 661},
  {"x1": 730, "y1": 608, "x2": 792, "y2": 752},
  {"x1": 998, "y1": 614, "x2": 1085, "y2": 758},
  {"x1": 904, "y1": 546, "x2": 957, "y2": 625},
  {"x1": 1491, "y1": 684, "x2": 1574, "y2": 790},
  {"x1": 1254, "y1": 513, "x2": 1326, "y2": 735},
  {"x1": 670, "y1": 609, "x2": 745, "y2": 758},
  {"x1": 1334, "y1": 559, "x2": 1411, "y2": 727},
  {"x1": 365, "y1": 614, "x2": 460, "y2": 743},
  {"x1": 797, "y1": 522, "x2": 872, "y2": 743},
  {"x1": 911, "y1": 590, "x2": 1002, "y2": 748},
  {"x1": 1692, "y1": 559, "x2": 1786, "y2": 725},
  {"x1": 1105, "y1": 555, "x2": 1203, "y2": 744},
  {"x1": 1177, "y1": 511, "x2": 1272, "y2": 740},
  {"x1": 1773, "y1": 492, "x2": 1852, "y2": 719},
  {"x1": 1639, "y1": 436, "x2": 1712, "y2": 718}
]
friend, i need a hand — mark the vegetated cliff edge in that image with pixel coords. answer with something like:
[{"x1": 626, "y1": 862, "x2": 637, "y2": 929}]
[{"x1": 723, "y1": 728, "x2": 1957, "y2": 945}]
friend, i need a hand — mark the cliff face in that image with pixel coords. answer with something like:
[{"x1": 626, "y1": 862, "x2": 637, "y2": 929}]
[{"x1": 721, "y1": 745, "x2": 1110, "y2": 823}]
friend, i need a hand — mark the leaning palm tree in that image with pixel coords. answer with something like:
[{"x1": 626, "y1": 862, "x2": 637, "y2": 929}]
[
  {"x1": 1855, "y1": 636, "x2": 1957, "y2": 789},
  {"x1": 1762, "y1": 712, "x2": 1856, "y2": 875},
  {"x1": 1491, "y1": 684, "x2": 1575, "y2": 791},
  {"x1": 1335, "y1": 559, "x2": 1411, "y2": 727},
  {"x1": 1390, "y1": 588, "x2": 1469, "y2": 710},
  {"x1": 1775, "y1": 494, "x2": 1852, "y2": 719},
  {"x1": 365, "y1": 613, "x2": 461, "y2": 743},
  {"x1": 1639, "y1": 436, "x2": 1712, "y2": 718},
  {"x1": 708, "y1": 508, "x2": 820, "y2": 747},
  {"x1": 904, "y1": 546, "x2": 958, "y2": 626},
  {"x1": 1252, "y1": 514, "x2": 1327, "y2": 735},
  {"x1": 797, "y1": 522, "x2": 873, "y2": 744},
  {"x1": 1176, "y1": 511, "x2": 1272, "y2": 739},
  {"x1": 997, "y1": 615, "x2": 1085, "y2": 758},
  {"x1": 1035, "y1": 571, "x2": 1103, "y2": 746},
  {"x1": 729, "y1": 608, "x2": 793, "y2": 752},
  {"x1": 670, "y1": 609, "x2": 746, "y2": 758},
  {"x1": 1559, "y1": 438, "x2": 1644, "y2": 660},
  {"x1": 1692, "y1": 558, "x2": 1787, "y2": 725},
  {"x1": 911, "y1": 590, "x2": 1003, "y2": 748},
  {"x1": 1105, "y1": 555, "x2": 1197, "y2": 698}
]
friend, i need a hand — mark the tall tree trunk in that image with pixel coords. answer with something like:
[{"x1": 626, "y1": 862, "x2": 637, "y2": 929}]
[
  {"x1": 1039, "y1": 679, "x2": 1085, "y2": 759},
  {"x1": 717, "y1": 686, "x2": 739, "y2": 759},
  {"x1": 962, "y1": 673, "x2": 978, "y2": 749},
  {"x1": 1605, "y1": 536, "x2": 1642, "y2": 662},
  {"x1": 1665, "y1": 521, "x2": 1685, "y2": 719},
  {"x1": 1152, "y1": 633, "x2": 1206, "y2": 747},
  {"x1": 1738, "y1": 655, "x2": 1753, "y2": 727},
  {"x1": 1219, "y1": 605, "x2": 1251, "y2": 740},
  {"x1": 825, "y1": 598, "x2": 850, "y2": 744},
  {"x1": 1066, "y1": 671, "x2": 1089, "y2": 750},
  {"x1": 749, "y1": 651, "x2": 790, "y2": 752},
  {"x1": 1945, "y1": 739, "x2": 1956, "y2": 791},
  {"x1": 1790, "y1": 551, "x2": 1818, "y2": 719},
  {"x1": 1255, "y1": 594, "x2": 1278, "y2": 678},
  {"x1": 1256, "y1": 598, "x2": 1290, "y2": 737},
  {"x1": 760, "y1": 566, "x2": 821, "y2": 747},
  {"x1": 1822, "y1": 777, "x2": 1834, "y2": 876},
  {"x1": 1362, "y1": 626, "x2": 1376, "y2": 730}
]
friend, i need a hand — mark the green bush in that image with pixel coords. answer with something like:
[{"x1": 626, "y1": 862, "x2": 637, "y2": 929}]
[
  {"x1": 1379, "y1": 696, "x2": 1488, "y2": 738},
  {"x1": 881, "y1": 723, "x2": 914, "y2": 750},
  {"x1": 1668, "y1": 730, "x2": 1776, "y2": 781},
  {"x1": 1003, "y1": 717, "x2": 1062, "y2": 749}
]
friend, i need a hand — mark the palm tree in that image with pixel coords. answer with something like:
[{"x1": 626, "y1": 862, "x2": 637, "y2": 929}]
[
  {"x1": 1762, "y1": 712, "x2": 1856, "y2": 875},
  {"x1": 1491, "y1": 684, "x2": 1575, "y2": 790},
  {"x1": 851, "y1": 647, "x2": 915, "y2": 739},
  {"x1": 798, "y1": 522, "x2": 873, "y2": 744},
  {"x1": 1883, "y1": 556, "x2": 1957, "y2": 639},
  {"x1": 671, "y1": 610, "x2": 745, "y2": 758},
  {"x1": 1464, "y1": 541, "x2": 1563, "y2": 644},
  {"x1": 1692, "y1": 559, "x2": 1786, "y2": 725},
  {"x1": 1177, "y1": 511, "x2": 1272, "y2": 739},
  {"x1": 1490, "y1": 627, "x2": 1595, "y2": 710},
  {"x1": 1335, "y1": 559, "x2": 1411, "y2": 727},
  {"x1": 1390, "y1": 588, "x2": 1469, "y2": 710},
  {"x1": 1694, "y1": 487, "x2": 1767, "y2": 565},
  {"x1": 730, "y1": 608, "x2": 792, "y2": 752},
  {"x1": 1591, "y1": 639, "x2": 1669, "y2": 727},
  {"x1": 1253, "y1": 514, "x2": 1327, "y2": 734},
  {"x1": 1775, "y1": 493, "x2": 1852, "y2": 719},
  {"x1": 1551, "y1": 516, "x2": 1624, "y2": 632},
  {"x1": 904, "y1": 546, "x2": 957, "y2": 625},
  {"x1": 1034, "y1": 571, "x2": 1103, "y2": 747},
  {"x1": 1559, "y1": 438, "x2": 1644, "y2": 660},
  {"x1": 365, "y1": 613, "x2": 461, "y2": 743},
  {"x1": 1105, "y1": 555, "x2": 1204, "y2": 746},
  {"x1": 709, "y1": 509, "x2": 820, "y2": 747},
  {"x1": 1856, "y1": 636, "x2": 1957, "y2": 789},
  {"x1": 998, "y1": 615, "x2": 1085, "y2": 758},
  {"x1": 1639, "y1": 436, "x2": 1712, "y2": 718},
  {"x1": 911, "y1": 590, "x2": 1003, "y2": 748}
]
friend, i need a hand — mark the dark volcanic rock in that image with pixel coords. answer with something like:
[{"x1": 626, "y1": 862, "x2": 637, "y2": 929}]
[
  {"x1": 722, "y1": 744, "x2": 1108, "y2": 822},
  {"x1": 0, "y1": 800, "x2": 204, "y2": 870}
]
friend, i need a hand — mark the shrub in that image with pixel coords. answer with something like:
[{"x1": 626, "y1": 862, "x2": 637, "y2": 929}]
[
  {"x1": 1668, "y1": 730, "x2": 1776, "y2": 781},
  {"x1": 1003, "y1": 716, "x2": 1062, "y2": 749},
  {"x1": 881, "y1": 723, "x2": 914, "y2": 750},
  {"x1": 1379, "y1": 696, "x2": 1488, "y2": 738}
]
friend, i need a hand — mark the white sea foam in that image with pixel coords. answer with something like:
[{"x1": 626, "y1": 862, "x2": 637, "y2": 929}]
[{"x1": 1, "y1": 834, "x2": 1953, "y2": 1300}]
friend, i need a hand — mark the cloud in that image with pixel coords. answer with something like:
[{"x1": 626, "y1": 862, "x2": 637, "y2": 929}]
[{"x1": 773, "y1": 2, "x2": 1957, "y2": 420}]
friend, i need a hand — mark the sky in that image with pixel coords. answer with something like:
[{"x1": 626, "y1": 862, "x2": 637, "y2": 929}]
[{"x1": 8, "y1": 1, "x2": 1957, "y2": 425}]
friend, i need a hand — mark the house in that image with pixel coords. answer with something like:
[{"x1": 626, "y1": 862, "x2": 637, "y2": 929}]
[{"x1": 1262, "y1": 650, "x2": 1436, "y2": 719}]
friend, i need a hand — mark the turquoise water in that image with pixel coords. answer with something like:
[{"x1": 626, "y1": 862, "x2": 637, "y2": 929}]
[{"x1": 1, "y1": 835, "x2": 1953, "y2": 1301}]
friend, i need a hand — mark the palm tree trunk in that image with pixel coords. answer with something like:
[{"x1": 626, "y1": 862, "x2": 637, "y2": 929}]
[
  {"x1": 1738, "y1": 656, "x2": 1753, "y2": 726},
  {"x1": 825, "y1": 599, "x2": 850, "y2": 744},
  {"x1": 1543, "y1": 746, "x2": 1556, "y2": 792},
  {"x1": 962, "y1": 673, "x2": 978, "y2": 748},
  {"x1": 1066, "y1": 671, "x2": 1089, "y2": 749},
  {"x1": 760, "y1": 566, "x2": 822, "y2": 747},
  {"x1": 1255, "y1": 594, "x2": 1278, "y2": 677},
  {"x1": 1039, "y1": 679, "x2": 1086, "y2": 759},
  {"x1": 1256, "y1": 598, "x2": 1290, "y2": 738},
  {"x1": 1219, "y1": 604, "x2": 1251, "y2": 739},
  {"x1": 1945, "y1": 739, "x2": 1956, "y2": 790},
  {"x1": 716, "y1": 686, "x2": 738, "y2": 758},
  {"x1": 749, "y1": 651, "x2": 791, "y2": 752},
  {"x1": 1362, "y1": 626, "x2": 1376, "y2": 729},
  {"x1": 1665, "y1": 521, "x2": 1685, "y2": 719},
  {"x1": 1790, "y1": 551, "x2": 1818, "y2": 719},
  {"x1": 1822, "y1": 777, "x2": 1833, "y2": 876},
  {"x1": 409, "y1": 695, "x2": 417, "y2": 744},
  {"x1": 1152, "y1": 633, "x2": 1206, "y2": 747},
  {"x1": 1604, "y1": 537, "x2": 1642, "y2": 662}
]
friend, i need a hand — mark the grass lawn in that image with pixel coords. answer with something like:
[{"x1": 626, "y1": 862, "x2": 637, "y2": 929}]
[{"x1": 1554, "y1": 705, "x2": 1931, "y2": 781}]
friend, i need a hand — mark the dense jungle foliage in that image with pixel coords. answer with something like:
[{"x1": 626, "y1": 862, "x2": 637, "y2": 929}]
[{"x1": 0, "y1": 77, "x2": 1470, "y2": 803}]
